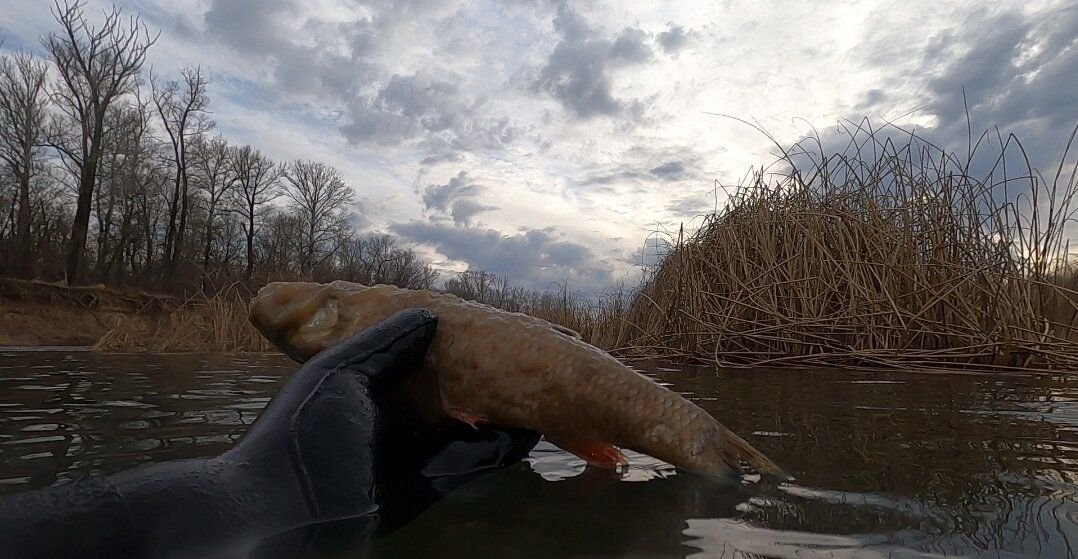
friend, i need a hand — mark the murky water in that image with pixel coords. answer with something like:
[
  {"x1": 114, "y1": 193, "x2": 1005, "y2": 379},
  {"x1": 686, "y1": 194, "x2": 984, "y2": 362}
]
[{"x1": 0, "y1": 349, "x2": 1074, "y2": 558}]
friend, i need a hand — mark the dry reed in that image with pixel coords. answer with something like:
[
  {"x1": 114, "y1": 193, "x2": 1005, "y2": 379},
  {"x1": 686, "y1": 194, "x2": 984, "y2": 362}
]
[
  {"x1": 511, "y1": 283, "x2": 636, "y2": 349},
  {"x1": 92, "y1": 121, "x2": 1078, "y2": 373},
  {"x1": 94, "y1": 283, "x2": 272, "y2": 352},
  {"x1": 614, "y1": 120, "x2": 1078, "y2": 372}
]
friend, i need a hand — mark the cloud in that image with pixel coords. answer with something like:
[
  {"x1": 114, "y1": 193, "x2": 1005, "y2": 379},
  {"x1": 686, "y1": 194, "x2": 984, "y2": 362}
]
[
  {"x1": 448, "y1": 198, "x2": 496, "y2": 227},
  {"x1": 610, "y1": 28, "x2": 654, "y2": 64},
  {"x1": 14, "y1": 0, "x2": 1070, "y2": 296},
  {"x1": 422, "y1": 170, "x2": 478, "y2": 212},
  {"x1": 578, "y1": 145, "x2": 706, "y2": 188},
  {"x1": 631, "y1": 236, "x2": 673, "y2": 268},
  {"x1": 533, "y1": 3, "x2": 654, "y2": 119},
  {"x1": 342, "y1": 101, "x2": 420, "y2": 145},
  {"x1": 390, "y1": 221, "x2": 614, "y2": 290},
  {"x1": 342, "y1": 72, "x2": 467, "y2": 144},
  {"x1": 203, "y1": 0, "x2": 381, "y2": 99},
  {"x1": 204, "y1": 0, "x2": 292, "y2": 55},
  {"x1": 859, "y1": 5, "x2": 1078, "y2": 174},
  {"x1": 421, "y1": 170, "x2": 496, "y2": 227},
  {"x1": 854, "y1": 88, "x2": 887, "y2": 110},
  {"x1": 666, "y1": 195, "x2": 713, "y2": 217},
  {"x1": 650, "y1": 161, "x2": 686, "y2": 180},
  {"x1": 202, "y1": 0, "x2": 522, "y2": 161},
  {"x1": 656, "y1": 24, "x2": 693, "y2": 54},
  {"x1": 419, "y1": 151, "x2": 464, "y2": 166},
  {"x1": 338, "y1": 70, "x2": 528, "y2": 160}
]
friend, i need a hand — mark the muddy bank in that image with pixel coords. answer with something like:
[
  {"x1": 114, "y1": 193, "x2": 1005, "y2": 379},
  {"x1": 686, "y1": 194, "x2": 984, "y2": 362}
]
[{"x1": 0, "y1": 278, "x2": 175, "y2": 347}]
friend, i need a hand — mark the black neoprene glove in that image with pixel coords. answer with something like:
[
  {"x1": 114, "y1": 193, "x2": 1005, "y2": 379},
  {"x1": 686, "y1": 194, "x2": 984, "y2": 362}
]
[{"x1": 0, "y1": 309, "x2": 540, "y2": 559}]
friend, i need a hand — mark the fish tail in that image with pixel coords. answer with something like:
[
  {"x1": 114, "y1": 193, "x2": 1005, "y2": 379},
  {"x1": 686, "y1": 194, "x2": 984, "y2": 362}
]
[{"x1": 722, "y1": 430, "x2": 793, "y2": 481}]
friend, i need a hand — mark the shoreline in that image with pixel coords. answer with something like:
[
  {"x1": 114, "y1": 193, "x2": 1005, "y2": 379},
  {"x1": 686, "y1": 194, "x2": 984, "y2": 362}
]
[
  {"x1": 0, "y1": 278, "x2": 176, "y2": 347},
  {"x1": 0, "y1": 344, "x2": 1047, "y2": 377},
  {"x1": 2, "y1": 277, "x2": 1075, "y2": 374}
]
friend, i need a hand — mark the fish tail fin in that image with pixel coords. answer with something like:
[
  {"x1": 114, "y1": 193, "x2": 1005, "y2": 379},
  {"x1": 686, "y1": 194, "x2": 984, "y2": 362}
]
[{"x1": 722, "y1": 430, "x2": 794, "y2": 481}]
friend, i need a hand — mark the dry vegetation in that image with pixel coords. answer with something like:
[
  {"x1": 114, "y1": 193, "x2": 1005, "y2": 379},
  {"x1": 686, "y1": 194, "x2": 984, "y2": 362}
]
[
  {"x1": 0, "y1": 277, "x2": 174, "y2": 346},
  {"x1": 1, "y1": 4, "x2": 1075, "y2": 373},
  {"x1": 94, "y1": 283, "x2": 271, "y2": 352},
  {"x1": 614, "y1": 121, "x2": 1078, "y2": 372},
  {"x1": 76, "y1": 122, "x2": 1078, "y2": 373},
  {"x1": 89, "y1": 273, "x2": 633, "y2": 355},
  {"x1": 439, "y1": 270, "x2": 635, "y2": 349}
]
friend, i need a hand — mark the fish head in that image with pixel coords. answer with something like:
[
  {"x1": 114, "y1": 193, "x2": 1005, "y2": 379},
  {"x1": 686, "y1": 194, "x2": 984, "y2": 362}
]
[
  {"x1": 675, "y1": 426, "x2": 742, "y2": 480},
  {"x1": 249, "y1": 282, "x2": 355, "y2": 361},
  {"x1": 685, "y1": 426, "x2": 792, "y2": 482}
]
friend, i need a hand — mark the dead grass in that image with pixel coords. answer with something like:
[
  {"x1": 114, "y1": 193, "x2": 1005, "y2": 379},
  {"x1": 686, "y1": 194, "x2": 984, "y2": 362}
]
[
  {"x1": 94, "y1": 283, "x2": 272, "y2": 352},
  {"x1": 512, "y1": 283, "x2": 636, "y2": 349},
  {"x1": 612, "y1": 120, "x2": 1078, "y2": 372},
  {"x1": 87, "y1": 121, "x2": 1078, "y2": 372},
  {"x1": 0, "y1": 277, "x2": 176, "y2": 346}
]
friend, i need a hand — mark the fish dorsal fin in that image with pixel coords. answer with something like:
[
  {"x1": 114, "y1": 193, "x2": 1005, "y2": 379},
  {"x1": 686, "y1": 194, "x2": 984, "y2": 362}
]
[{"x1": 550, "y1": 323, "x2": 582, "y2": 339}]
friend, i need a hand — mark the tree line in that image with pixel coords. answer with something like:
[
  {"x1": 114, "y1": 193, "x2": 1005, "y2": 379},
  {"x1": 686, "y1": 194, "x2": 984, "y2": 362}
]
[{"x1": 0, "y1": 0, "x2": 439, "y2": 293}]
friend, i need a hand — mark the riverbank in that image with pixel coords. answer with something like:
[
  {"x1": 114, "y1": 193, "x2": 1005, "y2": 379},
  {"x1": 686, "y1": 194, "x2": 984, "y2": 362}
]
[
  {"x1": 0, "y1": 278, "x2": 271, "y2": 351},
  {"x1": 608, "y1": 125, "x2": 1078, "y2": 373},
  {"x1": 3, "y1": 125, "x2": 1075, "y2": 372},
  {"x1": 2, "y1": 274, "x2": 1076, "y2": 372},
  {"x1": 0, "y1": 278, "x2": 176, "y2": 346}
]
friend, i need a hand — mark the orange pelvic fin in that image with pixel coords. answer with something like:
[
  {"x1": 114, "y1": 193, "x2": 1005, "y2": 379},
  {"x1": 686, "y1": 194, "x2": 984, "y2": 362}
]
[
  {"x1": 445, "y1": 406, "x2": 487, "y2": 429},
  {"x1": 551, "y1": 438, "x2": 627, "y2": 469}
]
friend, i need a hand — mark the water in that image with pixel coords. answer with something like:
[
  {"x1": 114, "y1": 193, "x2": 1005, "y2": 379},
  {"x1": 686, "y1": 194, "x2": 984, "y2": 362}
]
[{"x1": 0, "y1": 349, "x2": 1074, "y2": 558}]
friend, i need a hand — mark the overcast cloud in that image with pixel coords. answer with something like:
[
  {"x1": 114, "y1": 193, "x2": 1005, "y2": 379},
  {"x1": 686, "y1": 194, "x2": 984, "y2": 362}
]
[{"x1": 1, "y1": 0, "x2": 1074, "y2": 291}]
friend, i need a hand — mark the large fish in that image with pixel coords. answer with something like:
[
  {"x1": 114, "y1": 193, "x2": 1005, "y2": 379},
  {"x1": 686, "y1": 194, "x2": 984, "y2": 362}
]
[{"x1": 248, "y1": 280, "x2": 789, "y2": 480}]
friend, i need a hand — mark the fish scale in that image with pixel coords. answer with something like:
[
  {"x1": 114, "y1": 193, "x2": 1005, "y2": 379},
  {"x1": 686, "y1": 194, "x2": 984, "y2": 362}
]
[{"x1": 248, "y1": 280, "x2": 789, "y2": 480}]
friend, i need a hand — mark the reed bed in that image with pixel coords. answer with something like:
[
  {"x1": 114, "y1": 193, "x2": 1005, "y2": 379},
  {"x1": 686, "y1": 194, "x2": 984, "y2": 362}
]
[
  {"x1": 439, "y1": 270, "x2": 636, "y2": 348},
  {"x1": 92, "y1": 278, "x2": 628, "y2": 354},
  {"x1": 508, "y1": 284, "x2": 635, "y2": 349},
  {"x1": 91, "y1": 121, "x2": 1078, "y2": 373},
  {"x1": 615, "y1": 121, "x2": 1078, "y2": 371},
  {"x1": 94, "y1": 283, "x2": 272, "y2": 352}
]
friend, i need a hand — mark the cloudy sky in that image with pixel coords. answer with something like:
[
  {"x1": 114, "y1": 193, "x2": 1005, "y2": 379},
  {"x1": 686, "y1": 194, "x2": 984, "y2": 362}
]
[{"x1": 2, "y1": 0, "x2": 1075, "y2": 291}]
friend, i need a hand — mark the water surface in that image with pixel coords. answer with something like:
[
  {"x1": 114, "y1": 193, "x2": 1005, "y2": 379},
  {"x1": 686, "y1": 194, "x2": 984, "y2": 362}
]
[{"x1": 0, "y1": 349, "x2": 1074, "y2": 558}]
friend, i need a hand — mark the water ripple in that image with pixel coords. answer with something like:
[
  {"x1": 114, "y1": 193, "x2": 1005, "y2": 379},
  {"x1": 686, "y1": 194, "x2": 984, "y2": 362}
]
[{"x1": 0, "y1": 352, "x2": 1074, "y2": 559}]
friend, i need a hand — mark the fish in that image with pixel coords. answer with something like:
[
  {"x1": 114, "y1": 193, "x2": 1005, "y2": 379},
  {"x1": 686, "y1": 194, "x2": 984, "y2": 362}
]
[{"x1": 248, "y1": 280, "x2": 790, "y2": 480}]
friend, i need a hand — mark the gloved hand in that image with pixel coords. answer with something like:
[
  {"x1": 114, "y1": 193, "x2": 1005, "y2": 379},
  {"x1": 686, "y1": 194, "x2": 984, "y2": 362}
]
[{"x1": 0, "y1": 309, "x2": 540, "y2": 558}]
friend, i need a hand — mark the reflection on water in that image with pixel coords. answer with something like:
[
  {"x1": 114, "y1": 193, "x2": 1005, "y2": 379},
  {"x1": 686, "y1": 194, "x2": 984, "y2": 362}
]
[
  {"x1": 0, "y1": 350, "x2": 293, "y2": 489},
  {"x1": 0, "y1": 350, "x2": 1074, "y2": 558}
]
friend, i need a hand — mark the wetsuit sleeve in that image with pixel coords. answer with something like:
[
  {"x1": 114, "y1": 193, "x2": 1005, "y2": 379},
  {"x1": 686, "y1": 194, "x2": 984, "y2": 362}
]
[
  {"x1": 0, "y1": 308, "x2": 540, "y2": 557},
  {"x1": 0, "y1": 477, "x2": 137, "y2": 559}
]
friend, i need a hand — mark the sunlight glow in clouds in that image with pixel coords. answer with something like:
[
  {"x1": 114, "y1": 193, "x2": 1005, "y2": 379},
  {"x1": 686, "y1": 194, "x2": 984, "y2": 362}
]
[{"x1": 1, "y1": 0, "x2": 1074, "y2": 290}]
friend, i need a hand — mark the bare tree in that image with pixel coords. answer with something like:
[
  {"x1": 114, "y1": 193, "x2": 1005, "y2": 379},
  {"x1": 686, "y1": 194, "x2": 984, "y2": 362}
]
[
  {"x1": 336, "y1": 233, "x2": 439, "y2": 289},
  {"x1": 93, "y1": 106, "x2": 122, "y2": 275},
  {"x1": 134, "y1": 155, "x2": 170, "y2": 279},
  {"x1": 152, "y1": 66, "x2": 211, "y2": 273},
  {"x1": 215, "y1": 211, "x2": 244, "y2": 276},
  {"x1": 258, "y1": 210, "x2": 302, "y2": 281},
  {"x1": 0, "y1": 49, "x2": 50, "y2": 276},
  {"x1": 383, "y1": 245, "x2": 440, "y2": 289},
  {"x1": 1, "y1": 5, "x2": 467, "y2": 295},
  {"x1": 98, "y1": 97, "x2": 154, "y2": 281},
  {"x1": 282, "y1": 159, "x2": 354, "y2": 276},
  {"x1": 42, "y1": 0, "x2": 158, "y2": 284},
  {"x1": 40, "y1": 175, "x2": 74, "y2": 278},
  {"x1": 189, "y1": 135, "x2": 234, "y2": 285},
  {"x1": 444, "y1": 269, "x2": 510, "y2": 305},
  {"x1": 228, "y1": 145, "x2": 279, "y2": 283},
  {"x1": 0, "y1": 167, "x2": 14, "y2": 249}
]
